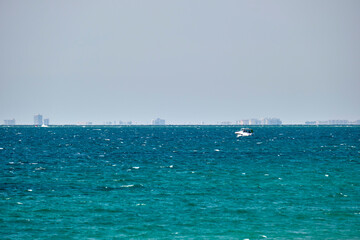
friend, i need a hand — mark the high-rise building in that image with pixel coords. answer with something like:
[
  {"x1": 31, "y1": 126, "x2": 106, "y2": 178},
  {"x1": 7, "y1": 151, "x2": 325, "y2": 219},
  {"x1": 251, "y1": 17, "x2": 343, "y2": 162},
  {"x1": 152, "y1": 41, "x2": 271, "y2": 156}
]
[
  {"x1": 237, "y1": 119, "x2": 250, "y2": 125},
  {"x1": 4, "y1": 119, "x2": 16, "y2": 125},
  {"x1": 237, "y1": 118, "x2": 282, "y2": 125},
  {"x1": 43, "y1": 118, "x2": 50, "y2": 125},
  {"x1": 152, "y1": 118, "x2": 165, "y2": 125},
  {"x1": 262, "y1": 118, "x2": 282, "y2": 125},
  {"x1": 249, "y1": 119, "x2": 261, "y2": 125},
  {"x1": 34, "y1": 114, "x2": 43, "y2": 125}
]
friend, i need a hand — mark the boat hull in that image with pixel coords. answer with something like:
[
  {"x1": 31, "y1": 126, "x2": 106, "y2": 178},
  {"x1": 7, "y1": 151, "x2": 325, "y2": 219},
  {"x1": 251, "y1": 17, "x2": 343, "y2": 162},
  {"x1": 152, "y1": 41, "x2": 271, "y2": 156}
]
[{"x1": 235, "y1": 131, "x2": 253, "y2": 137}]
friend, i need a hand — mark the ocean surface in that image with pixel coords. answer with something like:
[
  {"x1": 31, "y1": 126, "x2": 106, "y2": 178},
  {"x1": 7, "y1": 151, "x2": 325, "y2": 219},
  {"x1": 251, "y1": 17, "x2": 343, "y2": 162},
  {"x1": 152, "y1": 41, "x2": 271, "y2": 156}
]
[{"x1": 1, "y1": 125, "x2": 359, "y2": 239}]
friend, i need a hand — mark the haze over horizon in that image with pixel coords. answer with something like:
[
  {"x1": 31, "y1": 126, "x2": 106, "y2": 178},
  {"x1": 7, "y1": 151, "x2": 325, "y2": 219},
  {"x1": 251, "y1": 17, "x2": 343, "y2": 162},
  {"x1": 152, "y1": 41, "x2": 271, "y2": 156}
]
[{"x1": 1, "y1": 0, "x2": 359, "y2": 125}]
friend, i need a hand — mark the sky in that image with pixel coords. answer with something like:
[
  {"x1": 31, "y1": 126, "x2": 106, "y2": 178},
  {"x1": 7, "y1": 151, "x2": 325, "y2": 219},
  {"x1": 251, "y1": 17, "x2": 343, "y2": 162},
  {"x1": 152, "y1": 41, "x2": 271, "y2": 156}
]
[{"x1": 1, "y1": 0, "x2": 359, "y2": 124}]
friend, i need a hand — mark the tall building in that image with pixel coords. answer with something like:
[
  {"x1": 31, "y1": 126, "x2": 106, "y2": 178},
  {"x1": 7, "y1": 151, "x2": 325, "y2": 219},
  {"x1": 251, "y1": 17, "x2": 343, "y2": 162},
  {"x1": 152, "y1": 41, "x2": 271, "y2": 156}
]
[
  {"x1": 249, "y1": 119, "x2": 261, "y2": 125},
  {"x1": 237, "y1": 118, "x2": 282, "y2": 125},
  {"x1": 262, "y1": 118, "x2": 282, "y2": 125},
  {"x1": 43, "y1": 118, "x2": 50, "y2": 125},
  {"x1": 4, "y1": 119, "x2": 16, "y2": 125},
  {"x1": 152, "y1": 118, "x2": 165, "y2": 125},
  {"x1": 34, "y1": 114, "x2": 43, "y2": 125},
  {"x1": 237, "y1": 119, "x2": 250, "y2": 125},
  {"x1": 237, "y1": 119, "x2": 261, "y2": 125}
]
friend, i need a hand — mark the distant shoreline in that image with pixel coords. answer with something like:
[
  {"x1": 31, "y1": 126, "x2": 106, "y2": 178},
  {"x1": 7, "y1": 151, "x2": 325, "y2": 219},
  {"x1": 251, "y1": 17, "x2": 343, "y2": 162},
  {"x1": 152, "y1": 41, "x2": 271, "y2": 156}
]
[{"x1": 1, "y1": 124, "x2": 360, "y2": 127}]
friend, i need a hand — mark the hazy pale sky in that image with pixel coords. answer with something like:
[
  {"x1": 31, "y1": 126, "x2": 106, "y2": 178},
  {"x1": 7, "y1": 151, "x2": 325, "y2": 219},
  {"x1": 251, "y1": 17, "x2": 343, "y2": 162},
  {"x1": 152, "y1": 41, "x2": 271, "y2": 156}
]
[{"x1": 1, "y1": 0, "x2": 359, "y2": 124}]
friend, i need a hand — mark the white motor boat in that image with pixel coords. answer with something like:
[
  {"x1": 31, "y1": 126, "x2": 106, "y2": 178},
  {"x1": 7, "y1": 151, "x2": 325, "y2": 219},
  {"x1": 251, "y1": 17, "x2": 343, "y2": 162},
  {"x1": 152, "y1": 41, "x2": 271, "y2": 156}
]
[{"x1": 235, "y1": 128, "x2": 253, "y2": 137}]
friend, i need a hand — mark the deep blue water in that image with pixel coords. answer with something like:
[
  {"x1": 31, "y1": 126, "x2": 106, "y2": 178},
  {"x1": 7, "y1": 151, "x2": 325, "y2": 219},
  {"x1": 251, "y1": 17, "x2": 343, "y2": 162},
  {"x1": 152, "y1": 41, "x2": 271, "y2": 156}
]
[{"x1": 1, "y1": 125, "x2": 359, "y2": 239}]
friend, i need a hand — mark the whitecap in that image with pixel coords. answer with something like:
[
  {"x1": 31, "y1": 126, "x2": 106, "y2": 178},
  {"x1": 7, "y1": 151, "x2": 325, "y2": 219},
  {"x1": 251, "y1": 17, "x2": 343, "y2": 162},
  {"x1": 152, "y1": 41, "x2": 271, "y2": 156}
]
[
  {"x1": 17, "y1": 202, "x2": 23, "y2": 205},
  {"x1": 121, "y1": 185, "x2": 134, "y2": 188},
  {"x1": 27, "y1": 189, "x2": 32, "y2": 192},
  {"x1": 214, "y1": 149, "x2": 220, "y2": 152},
  {"x1": 169, "y1": 165, "x2": 174, "y2": 168},
  {"x1": 0, "y1": 148, "x2": 3, "y2": 150},
  {"x1": 132, "y1": 166, "x2": 140, "y2": 169},
  {"x1": 105, "y1": 139, "x2": 110, "y2": 141},
  {"x1": 325, "y1": 174, "x2": 329, "y2": 177}
]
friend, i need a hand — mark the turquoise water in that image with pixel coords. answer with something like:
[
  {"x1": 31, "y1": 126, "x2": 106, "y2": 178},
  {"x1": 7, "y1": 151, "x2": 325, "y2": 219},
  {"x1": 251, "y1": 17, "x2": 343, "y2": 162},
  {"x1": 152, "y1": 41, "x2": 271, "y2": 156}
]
[{"x1": 1, "y1": 126, "x2": 359, "y2": 239}]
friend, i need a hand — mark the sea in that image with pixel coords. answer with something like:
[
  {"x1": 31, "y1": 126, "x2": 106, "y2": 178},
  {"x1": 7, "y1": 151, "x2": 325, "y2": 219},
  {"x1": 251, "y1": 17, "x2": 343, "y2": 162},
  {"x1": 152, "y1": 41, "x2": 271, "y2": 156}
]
[{"x1": 0, "y1": 125, "x2": 359, "y2": 239}]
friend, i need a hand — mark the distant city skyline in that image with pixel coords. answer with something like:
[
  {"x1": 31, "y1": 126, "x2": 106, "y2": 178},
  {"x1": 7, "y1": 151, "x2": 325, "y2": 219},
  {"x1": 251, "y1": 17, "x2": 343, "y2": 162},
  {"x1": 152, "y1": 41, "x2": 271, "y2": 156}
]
[
  {"x1": 1, "y1": 1, "x2": 359, "y2": 124},
  {"x1": 3, "y1": 114, "x2": 360, "y2": 126}
]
